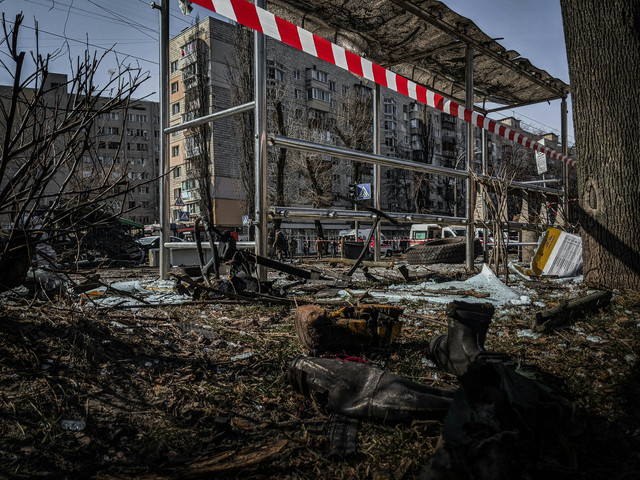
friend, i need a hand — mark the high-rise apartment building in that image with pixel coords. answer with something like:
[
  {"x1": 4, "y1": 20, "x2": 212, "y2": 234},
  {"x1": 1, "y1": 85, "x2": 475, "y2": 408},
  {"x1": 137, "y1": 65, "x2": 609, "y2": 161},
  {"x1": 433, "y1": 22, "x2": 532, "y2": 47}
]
[
  {"x1": 0, "y1": 72, "x2": 160, "y2": 228},
  {"x1": 167, "y1": 15, "x2": 563, "y2": 235}
]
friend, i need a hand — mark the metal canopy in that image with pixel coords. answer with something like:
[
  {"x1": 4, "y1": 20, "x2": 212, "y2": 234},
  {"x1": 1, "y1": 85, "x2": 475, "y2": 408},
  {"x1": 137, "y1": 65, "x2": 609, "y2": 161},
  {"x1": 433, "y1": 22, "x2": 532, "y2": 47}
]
[{"x1": 269, "y1": 0, "x2": 570, "y2": 110}]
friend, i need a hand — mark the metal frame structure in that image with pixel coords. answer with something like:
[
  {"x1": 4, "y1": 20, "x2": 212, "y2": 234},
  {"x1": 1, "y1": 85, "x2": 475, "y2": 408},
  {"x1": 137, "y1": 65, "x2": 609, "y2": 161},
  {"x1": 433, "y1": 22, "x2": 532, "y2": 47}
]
[{"x1": 157, "y1": 0, "x2": 571, "y2": 278}]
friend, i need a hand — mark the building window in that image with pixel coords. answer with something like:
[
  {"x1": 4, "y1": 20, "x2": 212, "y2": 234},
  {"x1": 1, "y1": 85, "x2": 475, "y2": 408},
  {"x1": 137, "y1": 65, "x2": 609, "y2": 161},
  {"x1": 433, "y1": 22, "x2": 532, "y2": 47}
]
[
  {"x1": 171, "y1": 102, "x2": 180, "y2": 115},
  {"x1": 294, "y1": 69, "x2": 301, "y2": 80},
  {"x1": 170, "y1": 60, "x2": 178, "y2": 73},
  {"x1": 173, "y1": 166, "x2": 181, "y2": 178},
  {"x1": 294, "y1": 89, "x2": 302, "y2": 99},
  {"x1": 342, "y1": 85, "x2": 349, "y2": 94},
  {"x1": 383, "y1": 98, "x2": 397, "y2": 116},
  {"x1": 171, "y1": 81, "x2": 179, "y2": 93},
  {"x1": 129, "y1": 201, "x2": 136, "y2": 209},
  {"x1": 307, "y1": 88, "x2": 330, "y2": 102},
  {"x1": 328, "y1": 80, "x2": 336, "y2": 91},
  {"x1": 308, "y1": 68, "x2": 328, "y2": 82},
  {"x1": 171, "y1": 145, "x2": 180, "y2": 157},
  {"x1": 267, "y1": 60, "x2": 285, "y2": 83},
  {"x1": 174, "y1": 188, "x2": 181, "y2": 199}
]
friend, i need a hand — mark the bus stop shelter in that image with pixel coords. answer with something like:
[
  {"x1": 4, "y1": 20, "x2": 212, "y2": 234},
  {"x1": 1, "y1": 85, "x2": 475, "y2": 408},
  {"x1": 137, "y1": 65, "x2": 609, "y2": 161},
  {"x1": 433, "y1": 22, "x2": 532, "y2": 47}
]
[{"x1": 157, "y1": 0, "x2": 573, "y2": 278}]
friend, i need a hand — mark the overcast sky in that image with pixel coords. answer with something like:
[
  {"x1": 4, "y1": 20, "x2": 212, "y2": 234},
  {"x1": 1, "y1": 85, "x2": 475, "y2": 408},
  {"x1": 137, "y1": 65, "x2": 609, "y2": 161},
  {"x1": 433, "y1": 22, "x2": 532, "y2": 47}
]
[{"x1": 0, "y1": 0, "x2": 574, "y2": 143}]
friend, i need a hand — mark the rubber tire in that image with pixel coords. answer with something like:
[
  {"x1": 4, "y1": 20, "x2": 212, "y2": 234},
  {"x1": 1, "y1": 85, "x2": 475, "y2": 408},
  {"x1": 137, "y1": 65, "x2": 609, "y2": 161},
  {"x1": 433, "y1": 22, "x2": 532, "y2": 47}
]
[{"x1": 405, "y1": 238, "x2": 482, "y2": 265}]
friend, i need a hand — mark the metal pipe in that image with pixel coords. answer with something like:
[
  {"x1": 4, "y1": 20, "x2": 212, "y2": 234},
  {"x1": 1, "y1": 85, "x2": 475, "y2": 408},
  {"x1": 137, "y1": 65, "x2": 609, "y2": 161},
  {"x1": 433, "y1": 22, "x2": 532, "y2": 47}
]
[
  {"x1": 520, "y1": 178, "x2": 561, "y2": 185},
  {"x1": 269, "y1": 135, "x2": 470, "y2": 179},
  {"x1": 561, "y1": 96, "x2": 569, "y2": 224},
  {"x1": 465, "y1": 45, "x2": 475, "y2": 270},
  {"x1": 268, "y1": 206, "x2": 465, "y2": 225},
  {"x1": 158, "y1": 0, "x2": 170, "y2": 280},
  {"x1": 474, "y1": 173, "x2": 562, "y2": 196},
  {"x1": 164, "y1": 101, "x2": 255, "y2": 134},
  {"x1": 373, "y1": 84, "x2": 381, "y2": 261},
  {"x1": 270, "y1": 133, "x2": 560, "y2": 197},
  {"x1": 481, "y1": 126, "x2": 488, "y2": 262},
  {"x1": 254, "y1": 0, "x2": 268, "y2": 280}
]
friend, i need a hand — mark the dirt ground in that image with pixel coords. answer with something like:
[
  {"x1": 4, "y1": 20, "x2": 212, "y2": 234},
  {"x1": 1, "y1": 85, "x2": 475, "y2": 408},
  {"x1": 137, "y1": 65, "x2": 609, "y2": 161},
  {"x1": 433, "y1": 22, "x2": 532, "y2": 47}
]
[{"x1": 1, "y1": 258, "x2": 639, "y2": 479}]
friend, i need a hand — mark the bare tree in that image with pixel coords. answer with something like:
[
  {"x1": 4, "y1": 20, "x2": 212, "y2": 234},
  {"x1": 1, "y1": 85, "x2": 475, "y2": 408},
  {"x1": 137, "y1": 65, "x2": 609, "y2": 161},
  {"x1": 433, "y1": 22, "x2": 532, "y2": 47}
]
[
  {"x1": 410, "y1": 104, "x2": 436, "y2": 213},
  {"x1": 227, "y1": 27, "x2": 255, "y2": 235},
  {"x1": 330, "y1": 84, "x2": 373, "y2": 186},
  {"x1": 0, "y1": 14, "x2": 149, "y2": 289}
]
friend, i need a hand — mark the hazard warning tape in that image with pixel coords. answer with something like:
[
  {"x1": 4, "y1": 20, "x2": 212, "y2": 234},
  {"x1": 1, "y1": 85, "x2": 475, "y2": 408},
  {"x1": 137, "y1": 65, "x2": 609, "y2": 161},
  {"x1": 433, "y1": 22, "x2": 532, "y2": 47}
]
[{"x1": 188, "y1": 0, "x2": 576, "y2": 167}]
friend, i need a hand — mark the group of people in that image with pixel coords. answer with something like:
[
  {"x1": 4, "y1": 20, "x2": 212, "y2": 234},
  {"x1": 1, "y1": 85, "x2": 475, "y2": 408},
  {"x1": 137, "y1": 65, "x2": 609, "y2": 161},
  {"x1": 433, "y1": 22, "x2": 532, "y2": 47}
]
[
  {"x1": 270, "y1": 230, "x2": 342, "y2": 261},
  {"x1": 272, "y1": 229, "x2": 298, "y2": 261}
]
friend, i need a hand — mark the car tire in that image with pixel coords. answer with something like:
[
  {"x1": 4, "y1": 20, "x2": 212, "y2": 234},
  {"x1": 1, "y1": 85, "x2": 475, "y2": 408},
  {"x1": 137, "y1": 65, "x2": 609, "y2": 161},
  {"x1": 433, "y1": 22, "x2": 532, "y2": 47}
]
[{"x1": 405, "y1": 238, "x2": 482, "y2": 265}]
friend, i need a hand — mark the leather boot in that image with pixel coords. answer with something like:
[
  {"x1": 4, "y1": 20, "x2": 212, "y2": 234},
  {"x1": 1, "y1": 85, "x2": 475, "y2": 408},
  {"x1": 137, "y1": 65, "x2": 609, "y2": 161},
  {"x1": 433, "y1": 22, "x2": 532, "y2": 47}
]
[
  {"x1": 428, "y1": 300, "x2": 495, "y2": 377},
  {"x1": 288, "y1": 355, "x2": 455, "y2": 424}
]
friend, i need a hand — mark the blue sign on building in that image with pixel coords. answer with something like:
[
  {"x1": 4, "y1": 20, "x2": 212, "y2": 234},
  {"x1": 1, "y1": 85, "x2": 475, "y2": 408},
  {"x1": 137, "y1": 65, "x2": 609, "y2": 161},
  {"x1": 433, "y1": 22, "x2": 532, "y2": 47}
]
[
  {"x1": 178, "y1": 211, "x2": 190, "y2": 222},
  {"x1": 242, "y1": 215, "x2": 250, "y2": 226},
  {"x1": 357, "y1": 183, "x2": 371, "y2": 200}
]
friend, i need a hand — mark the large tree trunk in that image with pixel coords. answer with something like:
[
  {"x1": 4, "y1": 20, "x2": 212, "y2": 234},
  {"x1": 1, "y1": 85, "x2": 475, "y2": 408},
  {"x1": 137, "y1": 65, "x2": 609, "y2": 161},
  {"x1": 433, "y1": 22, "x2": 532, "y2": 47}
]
[{"x1": 560, "y1": 0, "x2": 640, "y2": 290}]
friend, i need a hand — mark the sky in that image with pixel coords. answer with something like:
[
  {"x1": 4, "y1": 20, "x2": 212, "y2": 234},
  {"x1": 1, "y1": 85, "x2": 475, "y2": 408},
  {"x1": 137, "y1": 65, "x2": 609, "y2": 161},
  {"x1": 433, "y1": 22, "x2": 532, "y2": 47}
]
[{"x1": 0, "y1": 0, "x2": 574, "y2": 143}]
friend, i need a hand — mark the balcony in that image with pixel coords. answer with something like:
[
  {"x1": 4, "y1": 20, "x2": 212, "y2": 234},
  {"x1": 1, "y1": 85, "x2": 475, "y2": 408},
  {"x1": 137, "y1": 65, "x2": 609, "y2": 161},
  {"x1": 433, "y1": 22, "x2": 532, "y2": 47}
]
[
  {"x1": 181, "y1": 189, "x2": 200, "y2": 201},
  {"x1": 179, "y1": 52, "x2": 197, "y2": 69},
  {"x1": 184, "y1": 146, "x2": 203, "y2": 159}
]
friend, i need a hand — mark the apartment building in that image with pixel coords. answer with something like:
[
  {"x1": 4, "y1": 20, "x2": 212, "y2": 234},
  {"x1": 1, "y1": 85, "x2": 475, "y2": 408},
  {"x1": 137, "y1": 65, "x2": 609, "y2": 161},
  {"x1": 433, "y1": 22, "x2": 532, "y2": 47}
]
[
  {"x1": 93, "y1": 101, "x2": 161, "y2": 225},
  {"x1": 0, "y1": 72, "x2": 160, "y2": 228},
  {"x1": 167, "y1": 15, "x2": 563, "y2": 235}
]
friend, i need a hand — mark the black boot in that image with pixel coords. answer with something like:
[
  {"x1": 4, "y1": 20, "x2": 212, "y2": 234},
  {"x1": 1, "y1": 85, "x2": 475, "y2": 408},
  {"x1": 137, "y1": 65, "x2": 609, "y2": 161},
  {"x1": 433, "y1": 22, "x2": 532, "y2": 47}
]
[
  {"x1": 427, "y1": 300, "x2": 495, "y2": 377},
  {"x1": 288, "y1": 355, "x2": 455, "y2": 425}
]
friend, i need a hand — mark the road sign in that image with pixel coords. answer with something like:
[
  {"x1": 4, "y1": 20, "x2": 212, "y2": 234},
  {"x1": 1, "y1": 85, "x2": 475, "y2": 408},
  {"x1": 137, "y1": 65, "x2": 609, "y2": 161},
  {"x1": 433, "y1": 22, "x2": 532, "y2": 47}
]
[
  {"x1": 174, "y1": 196, "x2": 185, "y2": 207},
  {"x1": 178, "y1": 211, "x2": 190, "y2": 222},
  {"x1": 242, "y1": 215, "x2": 250, "y2": 226},
  {"x1": 535, "y1": 139, "x2": 548, "y2": 174},
  {"x1": 357, "y1": 183, "x2": 371, "y2": 200}
]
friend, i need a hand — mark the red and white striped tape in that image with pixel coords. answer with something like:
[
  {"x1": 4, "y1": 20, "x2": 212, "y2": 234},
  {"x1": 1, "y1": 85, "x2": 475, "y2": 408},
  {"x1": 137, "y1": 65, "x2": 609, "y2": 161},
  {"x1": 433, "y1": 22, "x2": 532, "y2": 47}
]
[{"x1": 188, "y1": 0, "x2": 576, "y2": 166}]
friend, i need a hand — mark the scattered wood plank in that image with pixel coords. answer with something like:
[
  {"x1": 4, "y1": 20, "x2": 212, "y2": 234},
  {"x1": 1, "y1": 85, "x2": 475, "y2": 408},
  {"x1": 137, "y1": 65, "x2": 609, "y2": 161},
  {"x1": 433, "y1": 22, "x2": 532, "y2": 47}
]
[{"x1": 532, "y1": 290, "x2": 613, "y2": 333}]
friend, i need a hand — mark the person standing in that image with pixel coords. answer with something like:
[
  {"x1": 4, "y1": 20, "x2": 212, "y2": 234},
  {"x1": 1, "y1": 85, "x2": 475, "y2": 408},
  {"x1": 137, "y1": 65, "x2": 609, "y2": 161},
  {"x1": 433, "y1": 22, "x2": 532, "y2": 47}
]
[
  {"x1": 315, "y1": 236, "x2": 323, "y2": 259},
  {"x1": 273, "y1": 229, "x2": 288, "y2": 261},
  {"x1": 289, "y1": 236, "x2": 297, "y2": 259}
]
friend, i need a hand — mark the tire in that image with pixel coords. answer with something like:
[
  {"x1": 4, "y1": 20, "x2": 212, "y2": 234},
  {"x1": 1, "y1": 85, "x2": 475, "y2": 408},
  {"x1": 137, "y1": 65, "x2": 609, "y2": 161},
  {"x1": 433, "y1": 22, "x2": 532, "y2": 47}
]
[{"x1": 405, "y1": 237, "x2": 482, "y2": 265}]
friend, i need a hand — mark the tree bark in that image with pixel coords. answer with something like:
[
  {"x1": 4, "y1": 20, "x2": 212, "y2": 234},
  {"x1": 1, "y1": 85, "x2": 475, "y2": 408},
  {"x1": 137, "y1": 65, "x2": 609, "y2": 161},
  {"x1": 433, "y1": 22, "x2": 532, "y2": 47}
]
[{"x1": 560, "y1": 0, "x2": 640, "y2": 290}]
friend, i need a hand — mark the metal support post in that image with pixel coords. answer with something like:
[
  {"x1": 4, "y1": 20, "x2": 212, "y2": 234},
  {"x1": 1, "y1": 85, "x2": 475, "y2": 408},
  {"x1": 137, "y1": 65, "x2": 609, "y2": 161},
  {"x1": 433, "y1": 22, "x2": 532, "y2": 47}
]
[
  {"x1": 373, "y1": 84, "x2": 381, "y2": 261},
  {"x1": 465, "y1": 45, "x2": 475, "y2": 270},
  {"x1": 157, "y1": 0, "x2": 170, "y2": 280},
  {"x1": 254, "y1": 0, "x2": 268, "y2": 280},
  {"x1": 481, "y1": 127, "x2": 488, "y2": 262},
  {"x1": 561, "y1": 95, "x2": 569, "y2": 225}
]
